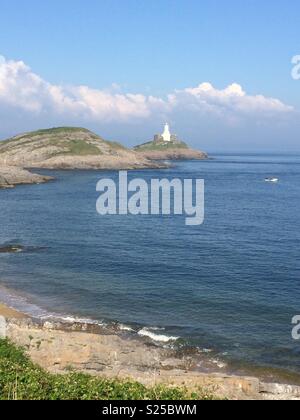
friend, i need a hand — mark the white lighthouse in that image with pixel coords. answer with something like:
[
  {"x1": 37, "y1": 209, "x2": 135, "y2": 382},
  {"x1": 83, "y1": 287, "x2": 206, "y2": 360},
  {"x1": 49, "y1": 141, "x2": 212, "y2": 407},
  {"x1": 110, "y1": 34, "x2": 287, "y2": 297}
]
[{"x1": 162, "y1": 123, "x2": 171, "y2": 142}]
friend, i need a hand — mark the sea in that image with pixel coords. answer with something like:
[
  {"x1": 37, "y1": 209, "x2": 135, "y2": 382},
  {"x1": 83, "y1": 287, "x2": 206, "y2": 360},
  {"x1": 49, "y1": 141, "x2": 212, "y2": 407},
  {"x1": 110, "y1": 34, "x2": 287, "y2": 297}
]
[{"x1": 1, "y1": 154, "x2": 300, "y2": 383}]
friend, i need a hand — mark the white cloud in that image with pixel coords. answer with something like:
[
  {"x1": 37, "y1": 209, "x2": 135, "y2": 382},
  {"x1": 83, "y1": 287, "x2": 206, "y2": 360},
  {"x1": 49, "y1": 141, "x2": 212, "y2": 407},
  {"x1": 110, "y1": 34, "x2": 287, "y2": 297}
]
[
  {"x1": 0, "y1": 56, "x2": 295, "y2": 130},
  {"x1": 0, "y1": 57, "x2": 167, "y2": 122},
  {"x1": 171, "y1": 82, "x2": 293, "y2": 120}
]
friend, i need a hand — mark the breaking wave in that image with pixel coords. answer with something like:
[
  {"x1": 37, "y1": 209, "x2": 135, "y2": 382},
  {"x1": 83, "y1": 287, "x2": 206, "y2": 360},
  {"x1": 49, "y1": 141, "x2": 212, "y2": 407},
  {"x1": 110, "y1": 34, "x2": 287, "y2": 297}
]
[{"x1": 137, "y1": 327, "x2": 179, "y2": 343}]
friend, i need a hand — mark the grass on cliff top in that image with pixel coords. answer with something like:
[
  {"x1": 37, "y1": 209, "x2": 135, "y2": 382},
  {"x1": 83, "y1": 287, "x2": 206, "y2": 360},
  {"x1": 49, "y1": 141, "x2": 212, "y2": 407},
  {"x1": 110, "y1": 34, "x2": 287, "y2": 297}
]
[
  {"x1": 51, "y1": 139, "x2": 103, "y2": 156},
  {"x1": 0, "y1": 339, "x2": 216, "y2": 401},
  {"x1": 0, "y1": 127, "x2": 127, "y2": 155},
  {"x1": 135, "y1": 140, "x2": 189, "y2": 151},
  {"x1": 1, "y1": 127, "x2": 90, "y2": 143},
  {"x1": 23, "y1": 127, "x2": 91, "y2": 137}
]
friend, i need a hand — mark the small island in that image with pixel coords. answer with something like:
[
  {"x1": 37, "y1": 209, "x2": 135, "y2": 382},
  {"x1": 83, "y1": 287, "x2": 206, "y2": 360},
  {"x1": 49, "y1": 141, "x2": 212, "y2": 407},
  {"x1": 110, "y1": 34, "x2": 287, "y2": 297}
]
[
  {"x1": 0, "y1": 127, "x2": 168, "y2": 188},
  {"x1": 0, "y1": 127, "x2": 166, "y2": 171},
  {"x1": 134, "y1": 123, "x2": 208, "y2": 161},
  {"x1": 0, "y1": 126, "x2": 208, "y2": 188}
]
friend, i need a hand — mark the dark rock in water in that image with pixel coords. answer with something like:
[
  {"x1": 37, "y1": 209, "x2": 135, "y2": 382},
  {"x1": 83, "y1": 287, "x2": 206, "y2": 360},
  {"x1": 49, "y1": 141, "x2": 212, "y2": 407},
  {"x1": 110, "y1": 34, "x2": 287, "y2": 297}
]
[
  {"x1": 0, "y1": 245, "x2": 24, "y2": 253},
  {"x1": 0, "y1": 244, "x2": 47, "y2": 254}
]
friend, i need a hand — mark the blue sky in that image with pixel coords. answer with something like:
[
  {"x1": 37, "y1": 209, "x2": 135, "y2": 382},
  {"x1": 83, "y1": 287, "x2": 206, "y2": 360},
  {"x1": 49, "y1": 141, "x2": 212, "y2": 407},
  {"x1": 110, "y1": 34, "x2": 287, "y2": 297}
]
[{"x1": 0, "y1": 0, "x2": 300, "y2": 151}]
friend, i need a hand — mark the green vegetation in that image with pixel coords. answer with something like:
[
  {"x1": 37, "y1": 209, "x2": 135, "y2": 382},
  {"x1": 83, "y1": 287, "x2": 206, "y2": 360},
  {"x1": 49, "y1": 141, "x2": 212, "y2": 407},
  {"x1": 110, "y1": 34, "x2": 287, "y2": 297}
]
[
  {"x1": 0, "y1": 127, "x2": 91, "y2": 145},
  {"x1": 104, "y1": 140, "x2": 126, "y2": 150},
  {"x1": 0, "y1": 339, "x2": 215, "y2": 401},
  {"x1": 135, "y1": 140, "x2": 189, "y2": 152},
  {"x1": 1, "y1": 137, "x2": 102, "y2": 157},
  {"x1": 21, "y1": 127, "x2": 91, "y2": 138},
  {"x1": 54, "y1": 139, "x2": 102, "y2": 156},
  {"x1": 0, "y1": 127, "x2": 126, "y2": 157}
]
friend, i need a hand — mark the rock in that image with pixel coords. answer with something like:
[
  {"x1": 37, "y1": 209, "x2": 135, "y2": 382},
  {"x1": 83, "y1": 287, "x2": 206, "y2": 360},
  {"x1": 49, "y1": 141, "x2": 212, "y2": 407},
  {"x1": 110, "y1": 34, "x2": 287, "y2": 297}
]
[
  {"x1": 5, "y1": 318, "x2": 300, "y2": 400},
  {"x1": 134, "y1": 138, "x2": 208, "y2": 161},
  {"x1": 0, "y1": 316, "x2": 6, "y2": 338},
  {"x1": 260, "y1": 382, "x2": 300, "y2": 397},
  {"x1": 136, "y1": 148, "x2": 208, "y2": 161},
  {"x1": 0, "y1": 244, "x2": 24, "y2": 253},
  {"x1": 0, "y1": 166, "x2": 53, "y2": 189}
]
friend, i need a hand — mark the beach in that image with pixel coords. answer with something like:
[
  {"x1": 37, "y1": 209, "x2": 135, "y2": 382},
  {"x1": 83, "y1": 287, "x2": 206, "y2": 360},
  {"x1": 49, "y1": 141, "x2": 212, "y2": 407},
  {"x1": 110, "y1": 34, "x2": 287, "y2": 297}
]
[{"x1": 0, "y1": 302, "x2": 27, "y2": 319}]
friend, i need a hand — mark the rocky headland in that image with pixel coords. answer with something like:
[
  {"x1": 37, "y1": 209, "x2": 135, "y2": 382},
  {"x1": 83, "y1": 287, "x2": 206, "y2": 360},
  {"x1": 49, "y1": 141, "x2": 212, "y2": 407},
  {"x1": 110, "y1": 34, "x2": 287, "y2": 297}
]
[
  {"x1": 0, "y1": 166, "x2": 52, "y2": 189},
  {"x1": 0, "y1": 127, "x2": 167, "y2": 171},
  {"x1": 134, "y1": 138, "x2": 208, "y2": 161},
  {"x1": 0, "y1": 127, "x2": 208, "y2": 188}
]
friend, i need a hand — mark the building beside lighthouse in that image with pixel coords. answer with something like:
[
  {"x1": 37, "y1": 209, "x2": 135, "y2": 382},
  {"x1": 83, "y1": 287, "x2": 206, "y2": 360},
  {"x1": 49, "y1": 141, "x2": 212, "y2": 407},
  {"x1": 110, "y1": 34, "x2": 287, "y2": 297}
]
[{"x1": 153, "y1": 123, "x2": 180, "y2": 144}]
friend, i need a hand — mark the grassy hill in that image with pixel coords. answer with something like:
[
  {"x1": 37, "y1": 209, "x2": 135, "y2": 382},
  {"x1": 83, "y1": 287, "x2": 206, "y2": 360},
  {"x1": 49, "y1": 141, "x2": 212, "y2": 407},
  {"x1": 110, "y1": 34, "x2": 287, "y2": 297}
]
[
  {"x1": 0, "y1": 127, "x2": 162, "y2": 170},
  {"x1": 0, "y1": 127, "x2": 125, "y2": 158}
]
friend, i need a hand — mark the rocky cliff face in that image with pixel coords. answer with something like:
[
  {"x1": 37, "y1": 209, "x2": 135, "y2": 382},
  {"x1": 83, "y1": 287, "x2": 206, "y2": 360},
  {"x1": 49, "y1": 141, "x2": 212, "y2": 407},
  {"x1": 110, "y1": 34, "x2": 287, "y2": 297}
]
[
  {"x1": 0, "y1": 127, "x2": 165, "y2": 170},
  {"x1": 134, "y1": 139, "x2": 208, "y2": 161}
]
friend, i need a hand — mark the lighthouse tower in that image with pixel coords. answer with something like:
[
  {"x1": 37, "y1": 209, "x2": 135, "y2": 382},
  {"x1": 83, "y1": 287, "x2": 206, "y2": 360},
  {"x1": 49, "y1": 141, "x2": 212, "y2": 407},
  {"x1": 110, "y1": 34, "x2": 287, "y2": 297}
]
[{"x1": 162, "y1": 123, "x2": 171, "y2": 142}]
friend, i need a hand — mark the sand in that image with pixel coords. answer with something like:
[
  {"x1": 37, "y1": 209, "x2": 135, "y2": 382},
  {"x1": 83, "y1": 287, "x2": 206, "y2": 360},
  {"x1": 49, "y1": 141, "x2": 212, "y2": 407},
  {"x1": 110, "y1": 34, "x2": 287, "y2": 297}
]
[{"x1": 0, "y1": 303, "x2": 28, "y2": 319}]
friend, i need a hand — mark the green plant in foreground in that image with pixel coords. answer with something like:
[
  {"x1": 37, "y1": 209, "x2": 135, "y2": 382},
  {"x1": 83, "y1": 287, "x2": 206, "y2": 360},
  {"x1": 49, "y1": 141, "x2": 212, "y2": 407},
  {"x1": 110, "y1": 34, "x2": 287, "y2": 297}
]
[{"x1": 0, "y1": 339, "x2": 216, "y2": 400}]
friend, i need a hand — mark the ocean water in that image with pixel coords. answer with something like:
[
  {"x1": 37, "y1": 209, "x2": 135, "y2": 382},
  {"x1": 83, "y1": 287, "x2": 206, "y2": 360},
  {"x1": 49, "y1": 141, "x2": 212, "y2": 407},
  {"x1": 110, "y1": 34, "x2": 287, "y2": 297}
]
[{"x1": 1, "y1": 154, "x2": 300, "y2": 380}]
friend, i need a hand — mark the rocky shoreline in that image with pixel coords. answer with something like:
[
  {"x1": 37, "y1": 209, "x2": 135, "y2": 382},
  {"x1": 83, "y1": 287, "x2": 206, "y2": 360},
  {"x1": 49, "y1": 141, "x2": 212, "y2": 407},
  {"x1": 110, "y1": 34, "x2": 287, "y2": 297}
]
[
  {"x1": 0, "y1": 314, "x2": 300, "y2": 400},
  {"x1": 136, "y1": 148, "x2": 208, "y2": 161},
  {"x1": 0, "y1": 166, "x2": 53, "y2": 189}
]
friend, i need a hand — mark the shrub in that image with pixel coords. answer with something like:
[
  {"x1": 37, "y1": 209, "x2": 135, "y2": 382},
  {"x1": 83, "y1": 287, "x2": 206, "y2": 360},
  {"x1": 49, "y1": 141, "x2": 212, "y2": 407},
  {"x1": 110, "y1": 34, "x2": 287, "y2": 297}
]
[{"x1": 0, "y1": 339, "x2": 215, "y2": 400}]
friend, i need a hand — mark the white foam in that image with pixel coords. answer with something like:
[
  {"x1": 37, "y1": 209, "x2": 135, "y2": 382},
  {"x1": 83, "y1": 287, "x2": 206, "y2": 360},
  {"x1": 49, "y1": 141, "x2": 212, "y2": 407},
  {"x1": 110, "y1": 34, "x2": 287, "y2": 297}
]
[
  {"x1": 40, "y1": 314, "x2": 106, "y2": 327},
  {"x1": 0, "y1": 286, "x2": 50, "y2": 318},
  {"x1": 146, "y1": 326, "x2": 166, "y2": 331},
  {"x1": 138, "y1": 328, "x2": 179, "y2": 343},
  {"x1": 0, "y1": 287, "x2": 178, "y2": 344},
  {"x1": 0, "y1": 285, "x2": 105, "y2": 327},
  {"x1": 118, "y1": 324, "x2": 135, "y2": 332},
  {"x1": 211, "y1": 359, "x2": 227, "y2": 369}
]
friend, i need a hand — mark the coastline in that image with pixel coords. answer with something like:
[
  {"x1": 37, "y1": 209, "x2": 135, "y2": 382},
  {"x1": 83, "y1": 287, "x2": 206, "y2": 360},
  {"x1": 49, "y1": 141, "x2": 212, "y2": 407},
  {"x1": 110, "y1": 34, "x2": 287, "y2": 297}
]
[
  {"x1": 0, "y1": 166, "x2": 53, "y2": 189},
  {"x1": 1, "y1": 314, "x2": 300, "y2": 400},
  {"x1": 1, "y1": 288, "x2": 300, "y2": 393},
  {"x1": 0, "y1": 302, "x2": 28, "y2": 319}
]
